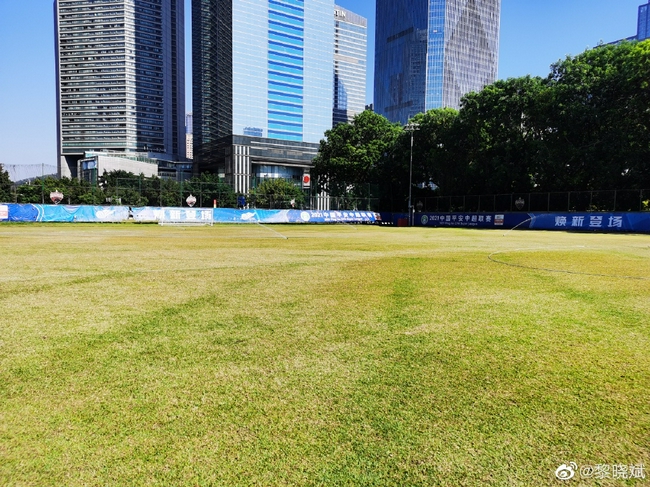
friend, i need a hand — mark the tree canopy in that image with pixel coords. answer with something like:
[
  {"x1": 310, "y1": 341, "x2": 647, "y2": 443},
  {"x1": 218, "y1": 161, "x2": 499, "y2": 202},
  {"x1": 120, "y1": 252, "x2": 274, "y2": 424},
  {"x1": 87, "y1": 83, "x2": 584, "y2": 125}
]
[
  {"x1": 0, "y1": 164, "x2": 12, "y2": 203},
  {"x1": 9, "y1": 171, "x2": 236, "y2": 208},
  {"x1": 312, "y1": 110, "x2": 402, "y2": 198},
  {"x1": 250, "y1": 178, "x2": 305, "y2": 209},
  {"x1": 314, "y1": 40, "x2": 650, "y2": 210}
]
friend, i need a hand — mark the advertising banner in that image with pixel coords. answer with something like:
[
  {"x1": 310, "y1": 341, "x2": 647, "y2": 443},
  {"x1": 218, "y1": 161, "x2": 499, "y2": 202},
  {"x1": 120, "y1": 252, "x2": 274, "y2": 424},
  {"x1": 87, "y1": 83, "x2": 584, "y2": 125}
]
[
  {"x1": 0, "y1": 204, "x2": 128, "y2": 222},
  {"x1": 2, "y1": 205, "x2": 646, "y2": 232},
  {"x1": 132, "y1": 207, "x2": 378, "y2": 224},
  {"x1": 527, "y1": 212, "x2": 650, "y2": 233},
  {"x1": 412, "y1": 212, "x2": 650, "y2": 232},
  {"x1": 0, "y1": 205, "x2": 379, "y2": 224},
  {"x1": 405, "y1": 212, "x2": 531, "y2": 229},
  {"x1": 133, "y1": 207, "x2": 214, "y2": 223}
]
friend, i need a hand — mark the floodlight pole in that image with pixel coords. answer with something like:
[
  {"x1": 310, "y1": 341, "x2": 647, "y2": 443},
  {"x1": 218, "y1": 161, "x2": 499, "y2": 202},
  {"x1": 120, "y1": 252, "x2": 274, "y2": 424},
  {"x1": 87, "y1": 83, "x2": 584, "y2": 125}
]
[{"x1": 405, "y1": 122, "x2": 419, "y2": 226}]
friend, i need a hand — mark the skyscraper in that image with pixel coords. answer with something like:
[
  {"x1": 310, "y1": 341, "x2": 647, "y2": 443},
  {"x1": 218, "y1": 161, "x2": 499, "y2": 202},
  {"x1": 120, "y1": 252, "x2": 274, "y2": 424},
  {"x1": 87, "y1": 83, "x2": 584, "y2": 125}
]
[
  {"x1": 374, "y1": 0, "x2": 500, "y2": 124},
  {"x1": 55, "y1": 0, "x2": 186, "y2": 178},
  {"x1": 186, "y1": 113, "x2": 193, "y2": 160},
  {"x1": 605, "y1": 1, "x2": 650, "y2": 45},
  {"x1": 192, "y1": 0, "x2": 336, "y2": 193},
  {"x1": 333, "y1": 6, "x2": 367, "y2": 126},
  {"x1": 637, "y1": 0, "x2": 649, "y2": 40}
]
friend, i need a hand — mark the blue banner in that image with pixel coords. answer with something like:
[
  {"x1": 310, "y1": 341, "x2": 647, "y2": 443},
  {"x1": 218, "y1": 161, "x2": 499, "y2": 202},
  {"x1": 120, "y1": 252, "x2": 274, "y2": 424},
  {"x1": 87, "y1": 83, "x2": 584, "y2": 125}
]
[
  {"x1": 408, "y1": 211, "x2": 649, "y2": 232},
  {"x1": 414, "y1": 212, "x2": 531, "y2": 229},
  {"x1": 132, "y1": 207, "x2": 378, "y2": 224},
  {"x1": 0, "y1": 204, "x2": 379, "y2": 224},
  {"x1": 0, "y1": 204, "x2": 128, "y2": 222},
  {"x1": 2, "y1": 205, "x2": 646, "y2": 232},
  {"x1": 133, "y1": 207, "x2": 214, "y2": 223},
  {"x1": 527, "y1": 212, "x2": 650, "y2": 232}
]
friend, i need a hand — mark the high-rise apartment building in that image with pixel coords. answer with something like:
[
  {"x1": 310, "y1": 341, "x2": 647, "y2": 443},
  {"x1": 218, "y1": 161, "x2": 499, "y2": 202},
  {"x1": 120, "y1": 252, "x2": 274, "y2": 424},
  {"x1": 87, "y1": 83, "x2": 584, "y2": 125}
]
[
  {"x1": 333, "y1": 6, "x2": 367, "y2": 126},
  {"x1": 374, "y1": 0, "x2": 500, "y2": 124},
  {"x1": 193, "y1": 0, "x2": 338, "y2": 193},
  {"x1": 55, "y1": 0, "x2": 186, "y2": 178}
]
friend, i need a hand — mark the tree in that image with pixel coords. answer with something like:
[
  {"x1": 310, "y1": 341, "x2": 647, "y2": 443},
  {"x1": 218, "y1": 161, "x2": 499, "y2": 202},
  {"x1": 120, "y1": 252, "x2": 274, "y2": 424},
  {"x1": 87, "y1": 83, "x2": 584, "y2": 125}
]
[
  {"x1": 99, "y1": 170, "x2": 147, "y2": 206},
  {"x1": 0, "y1": 164, "x2": 12, "y2": 203},
  {"x1": 544, "y1": 40, "x2": 650, "y2": 191},
  {"x1": 457, "y1": 76, "x2": 549, "y2": 194},
  {"x1": 312, "y1": 110, "x2": 402, "y2": 199},
  {"x1": 405, "y1": 108, "x2": 461, "y2": 196},
  {"x1": 183, "y1": 173, "x2": 237, "y2": 208},
  {"x1": 15, "y1": 176, "x2": 81, "y2": 204},
  {"x1": 250, "y1": 178, "x2": 305, "y2": 209}
]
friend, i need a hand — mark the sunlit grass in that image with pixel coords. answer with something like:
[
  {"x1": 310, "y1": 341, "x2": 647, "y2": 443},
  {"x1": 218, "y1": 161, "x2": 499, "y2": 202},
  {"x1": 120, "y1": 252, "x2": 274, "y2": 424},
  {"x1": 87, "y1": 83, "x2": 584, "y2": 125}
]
[{"x1": 0, "y1": 224, "x2": 648, "y2": 486}]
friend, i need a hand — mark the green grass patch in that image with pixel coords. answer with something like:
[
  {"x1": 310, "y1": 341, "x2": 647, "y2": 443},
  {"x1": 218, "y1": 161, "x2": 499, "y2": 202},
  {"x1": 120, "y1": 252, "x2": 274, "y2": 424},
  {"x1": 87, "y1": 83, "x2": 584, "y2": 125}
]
[{"x1": 0, "y1": 224, "x2": 648, "y2": 485}]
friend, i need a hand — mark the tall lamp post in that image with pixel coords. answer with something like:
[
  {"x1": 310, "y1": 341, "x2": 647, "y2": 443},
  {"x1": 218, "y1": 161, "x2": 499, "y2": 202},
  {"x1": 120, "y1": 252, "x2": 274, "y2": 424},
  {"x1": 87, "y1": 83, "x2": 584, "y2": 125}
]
[{"x1": 404, "y1": 122, "x2": 419, "y2": 226}]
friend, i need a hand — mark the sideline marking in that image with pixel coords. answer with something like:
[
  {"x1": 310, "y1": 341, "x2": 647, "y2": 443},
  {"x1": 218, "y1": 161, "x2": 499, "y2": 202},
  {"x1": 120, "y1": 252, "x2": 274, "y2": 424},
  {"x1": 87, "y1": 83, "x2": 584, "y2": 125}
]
[{"x1": 488, "y1": 247, "x2": 650, "y2": 281}]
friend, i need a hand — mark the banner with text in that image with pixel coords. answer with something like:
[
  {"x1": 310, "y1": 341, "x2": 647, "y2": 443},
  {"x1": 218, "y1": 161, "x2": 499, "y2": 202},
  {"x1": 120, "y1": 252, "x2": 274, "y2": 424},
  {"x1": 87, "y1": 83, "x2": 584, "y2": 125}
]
[
  {"x1": 0, "y1": 204, "x2": 379, "y2": 224},
  {"x1": 0, "y1": 204, "x2": 128, "y2": 222},
  {"x1": 412, "y1": 212, "x2": 650, "y2": 232}
]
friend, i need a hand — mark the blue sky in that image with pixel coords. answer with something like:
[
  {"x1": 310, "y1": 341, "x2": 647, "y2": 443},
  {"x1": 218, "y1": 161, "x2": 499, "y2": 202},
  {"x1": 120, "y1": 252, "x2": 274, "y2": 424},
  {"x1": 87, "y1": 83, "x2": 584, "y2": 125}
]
[{"x1": 0, "y1": 0, "x2": 643, "y2": 171}]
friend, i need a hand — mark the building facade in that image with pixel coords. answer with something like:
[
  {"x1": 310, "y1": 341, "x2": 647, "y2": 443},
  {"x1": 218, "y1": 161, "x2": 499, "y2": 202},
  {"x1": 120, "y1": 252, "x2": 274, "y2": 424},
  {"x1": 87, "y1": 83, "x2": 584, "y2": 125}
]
[
  {"x1": 186, "y1": 113, "x2": 193, "y2": 159},
  {"x1": 55, "y1": 0, "x2": 186, "y2": 178},
  {"x1": 638, "y1": 0, "x2": 649, "y2": 40},
  {"x1": 333, "y1": 6, "x2": 367, "y2": 126},
  {"x1": 374, "y1": 0, "x2": 500, "y2": 124},
  {"x1": 605, "y1": 1, "x2": 650, "y2": 45},
  {"x1": 193, "y1": 0, "x2": 338, "y2": 193}
]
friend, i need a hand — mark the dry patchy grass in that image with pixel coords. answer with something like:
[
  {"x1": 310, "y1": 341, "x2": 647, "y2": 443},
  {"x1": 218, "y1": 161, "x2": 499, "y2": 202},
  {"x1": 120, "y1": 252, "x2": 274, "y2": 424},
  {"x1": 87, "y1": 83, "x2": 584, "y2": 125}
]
[{"x1": 0, "y1": 224, "x2": 649, "y2": 486}]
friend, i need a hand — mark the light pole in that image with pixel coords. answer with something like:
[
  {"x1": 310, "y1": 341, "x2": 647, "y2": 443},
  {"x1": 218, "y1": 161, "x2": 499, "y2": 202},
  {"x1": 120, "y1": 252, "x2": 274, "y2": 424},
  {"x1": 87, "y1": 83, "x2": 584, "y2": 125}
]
[{"x1": 404, "y1": 122, "x2": 419, "y2": 226}]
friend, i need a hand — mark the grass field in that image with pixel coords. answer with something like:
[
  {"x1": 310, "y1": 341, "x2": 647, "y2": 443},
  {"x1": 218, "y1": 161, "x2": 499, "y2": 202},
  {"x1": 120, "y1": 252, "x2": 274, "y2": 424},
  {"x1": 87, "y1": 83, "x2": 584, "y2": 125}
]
[{"x1": 0, "y1": 223, "x2": 648, "y2": 486}]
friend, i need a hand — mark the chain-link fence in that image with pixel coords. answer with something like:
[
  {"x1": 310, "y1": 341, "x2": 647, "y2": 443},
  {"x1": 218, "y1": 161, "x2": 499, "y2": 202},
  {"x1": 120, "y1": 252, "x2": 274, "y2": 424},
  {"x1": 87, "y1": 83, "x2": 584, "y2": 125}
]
[
  {"x1": 415, "y1": 190, "x2": 649, "y2": 213},
  {"x1": 9, "y1": 178, "x2": 238, "y2": 208},
  {"x1": 8, "y1": 178, "x2": 649, "y2": 214},
  {"x1": 8, "y1": 178, "x2": 381, "y2": 211},
  {"x1": 104, "y1": 179, "x2": 239, "y2": 208},
  {"x1": 231, "y1": 194, "x2": 380, "y2": 211},
  {"x1": 308, "y1": 196, "x2": 381, "y2": 212}
]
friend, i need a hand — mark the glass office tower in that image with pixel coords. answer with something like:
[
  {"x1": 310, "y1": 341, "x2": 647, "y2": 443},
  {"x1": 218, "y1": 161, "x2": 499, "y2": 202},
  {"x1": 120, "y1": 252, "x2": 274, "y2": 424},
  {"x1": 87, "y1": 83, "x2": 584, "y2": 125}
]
[
  {"x1": 193, "y1": 0, "x2": 335, "y2": 193},
  {"x1": 55, "y1": 0, "x2": 186, "y2": 178},
  {"x1": 605, "y1": 1, "x2": 650, "y2": 45},
  {"x1": 638, "y1": 1, "x2": 649, "y2": 40},
  {"x1": 333, "y1": 6, "x2": 367, "y2": 126},
  {"x1": 375, "y1": 0, "x2": 500, "y2": 124}
]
